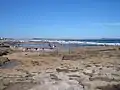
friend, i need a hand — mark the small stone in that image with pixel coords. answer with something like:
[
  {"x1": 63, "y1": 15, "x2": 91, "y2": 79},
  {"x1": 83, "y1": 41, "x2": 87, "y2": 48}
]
[
  {"x1": 50, "y1": 74, "x2": 60, "y2": 80},
  {"x1": 83, "y1": 69, "x2": 93, "y2": 77}
]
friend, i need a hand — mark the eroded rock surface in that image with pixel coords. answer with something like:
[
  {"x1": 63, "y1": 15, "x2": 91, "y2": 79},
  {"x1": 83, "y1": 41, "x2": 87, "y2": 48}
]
[
  {"x1": 1, "y1": 63, "x2": 120, "y2": 90},
  {"x1": 1, "y1": 47, "x2": 120, "y2": 90}
]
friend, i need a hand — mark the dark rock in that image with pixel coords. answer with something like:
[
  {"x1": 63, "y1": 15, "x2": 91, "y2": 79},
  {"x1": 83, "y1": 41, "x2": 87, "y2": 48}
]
[
  {"x1": 97, "y1": 84, "x2": 120, "y2": 90},
  {"x1": 56, "y1": 68, "x2": 79, "y2": 73},
  {"x1": 31, "y1": 60, "x2": 40, "y2": 66},
  {"x1": 50, "y1": 74, "x2": 60, "y2": 80},
  {"x1": 68, "y1": 75, "x2": 81, "y2": 78},
  {"x1": 0, "y1": 57, "x2": 10, "y2": 66},
  {"x1": 0, "y1": 43, "x2": 10, "y2": 48},
  {"x1": 89, "y1": 76, "x2": 120, "y2": 82},
  {"x1": 62, "y1": 54, "x2": 85, "y2": 60},
  {"x1": 0, "y1": 51, "x2": 8, "y2": 56},
  {"x1": 0, "y1": 47, "x2": 11, "y2": 56}
]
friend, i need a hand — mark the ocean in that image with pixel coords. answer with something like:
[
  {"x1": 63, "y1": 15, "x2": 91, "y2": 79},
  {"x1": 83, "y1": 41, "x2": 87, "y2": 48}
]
[{"x1": 18, "y1": 39, "x2": 120, "y2": 48}]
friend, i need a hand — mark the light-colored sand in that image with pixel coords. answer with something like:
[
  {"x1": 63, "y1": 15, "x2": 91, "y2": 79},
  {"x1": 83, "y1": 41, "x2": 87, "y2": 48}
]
[{"x1": 0, "y1": 46, "x2": 120, "y2": 90}]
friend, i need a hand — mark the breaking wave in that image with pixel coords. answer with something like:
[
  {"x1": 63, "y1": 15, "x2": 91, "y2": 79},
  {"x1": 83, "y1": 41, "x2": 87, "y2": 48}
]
[{"x1": 29, "y1": 40, "x2": 120, "y2": 46}]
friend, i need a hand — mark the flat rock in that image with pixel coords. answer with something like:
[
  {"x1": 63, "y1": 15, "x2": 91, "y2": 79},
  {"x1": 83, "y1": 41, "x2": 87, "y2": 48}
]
[
  {"x1": 83, "y1": 69, "x2": 93, "y2": 77},
  {"x1": 29, "y1": 81, "x2": 83, "y2": 90}
]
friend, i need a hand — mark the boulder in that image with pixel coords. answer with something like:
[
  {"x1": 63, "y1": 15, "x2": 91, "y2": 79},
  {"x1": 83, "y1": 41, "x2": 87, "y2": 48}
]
[
  {"x1": 0, "y1": 47, "x2": 11, "y2": 56},
  {"x1": 0, "y1": 57, "x2": 10, "y2": 66}
]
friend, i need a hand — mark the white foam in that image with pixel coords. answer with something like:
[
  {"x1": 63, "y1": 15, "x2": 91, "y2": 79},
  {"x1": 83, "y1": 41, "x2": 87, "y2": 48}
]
[{"x1": 28, "y1": 40, "x2": 120, "y2": 46}]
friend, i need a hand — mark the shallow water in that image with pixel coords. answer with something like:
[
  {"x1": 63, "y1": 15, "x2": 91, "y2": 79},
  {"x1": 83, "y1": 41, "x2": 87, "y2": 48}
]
[
  {"x1": 18, "y1": 43, "x2": 99, "y2": 49},
  {"x1": 0, "y1": 60, "x2": 20, "y2": 69}
]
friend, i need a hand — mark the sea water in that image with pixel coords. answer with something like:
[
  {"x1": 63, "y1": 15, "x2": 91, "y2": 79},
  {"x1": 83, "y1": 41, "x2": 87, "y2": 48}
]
[{"x1": 17, "y1": 39, "x2": 120, "y2": 48}]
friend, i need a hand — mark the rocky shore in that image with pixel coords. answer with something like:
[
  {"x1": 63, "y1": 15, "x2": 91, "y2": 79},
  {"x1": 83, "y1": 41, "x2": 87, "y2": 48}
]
[
  {"x1": 0, "y1": 43, "x2": 12, "y2": 67},
  {"x1": 0, "y1": 57, "x2": 10, "y2": 66},
  {"x1": 0, "y1": 46, "x2": 120, "y2": 90}
]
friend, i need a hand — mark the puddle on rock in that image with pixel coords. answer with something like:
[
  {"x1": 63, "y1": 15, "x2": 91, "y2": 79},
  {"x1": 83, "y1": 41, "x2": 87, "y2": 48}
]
[{"x1": 0, "y1": 60, "x2": 21, "y2": 69}]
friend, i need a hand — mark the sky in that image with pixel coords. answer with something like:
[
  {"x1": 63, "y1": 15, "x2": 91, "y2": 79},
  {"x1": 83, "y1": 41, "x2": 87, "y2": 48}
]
[{"x1": 0, "y1": 0, "x2": 120, "y2": 39}]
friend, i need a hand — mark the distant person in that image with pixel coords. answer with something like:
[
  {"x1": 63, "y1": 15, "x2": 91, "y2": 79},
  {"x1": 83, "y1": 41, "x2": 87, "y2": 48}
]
[
  {"x1": 42, "y1": 48, "x2": 44, "y2": 50},
  {"x1": 52, "y1": 44, "x2": 56, "y2": 48}
]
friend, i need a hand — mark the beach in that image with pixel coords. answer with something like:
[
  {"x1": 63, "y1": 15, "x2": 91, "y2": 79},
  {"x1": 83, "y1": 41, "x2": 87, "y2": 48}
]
[
  {"x1": 0, "y1": 44, "x2": 120, "y2": 90},
  {"x1": 1, "y1": 0, "x2": 120, "y2": 89}
]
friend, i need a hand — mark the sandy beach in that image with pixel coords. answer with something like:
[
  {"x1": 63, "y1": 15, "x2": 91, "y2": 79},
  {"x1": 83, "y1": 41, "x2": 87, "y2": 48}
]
[
  {"x1": 1, "y1": 0, "x2": 120, "y2": 89},
  {"x1": 0, "y1": 46, "x2": 120, "y2": 90}
]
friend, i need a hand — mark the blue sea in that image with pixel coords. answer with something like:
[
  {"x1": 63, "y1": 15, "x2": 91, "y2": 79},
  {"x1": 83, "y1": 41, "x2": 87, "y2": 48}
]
[{"x1": 18, "y1": 39, "x2": 120, "y2": 48}]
